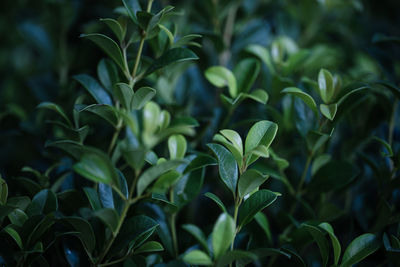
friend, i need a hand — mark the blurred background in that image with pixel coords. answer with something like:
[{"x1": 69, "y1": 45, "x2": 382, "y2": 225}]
[{"x1": 1, "y1": 0, "x2": 400, "y2": 202}]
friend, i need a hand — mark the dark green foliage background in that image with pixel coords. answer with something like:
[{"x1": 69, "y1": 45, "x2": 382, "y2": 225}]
[{"x1": 1, "y1": 0, "x2": 400, "y2": 266}]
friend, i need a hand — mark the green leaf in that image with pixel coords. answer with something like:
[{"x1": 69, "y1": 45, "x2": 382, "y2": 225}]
[
  {"x1": 3, "y1": 225, "x2": 23, "y2": 249},
  {"x1": 254, "y1": 212, "x2": 272, "y2": 243},
  {"x1": 143, "y1": 101, "x2": 161, "y2": 135},
  {"x1": 309, "y1": 160, "x2": 358, "y2": 193},
  {"x1": 146, "y1": 48, "x2": 198, "y2": 75},
  {"x1": 205, "y1": 66, "x2": 237, "y2": 98},
  {"x1": 0, "y1": 176, "x2": 8, "y2": 205},
  {"x1": 77, "y1": 104, "x2": 119, "y2": 127},
  {"x1": 136, "y1": 160, "x2": 184, "y2": 196},
  {"x1": 282, "y1": 87, "x2": 318, "y2": 114},
  {"x1": 243, "y1": 89, "x2": 269, "y2": 104},
  {"x1": 8, "y1": 209, "x2": 28, "y2": 227},
  {"x1": 37, "y1": 102, "x2": 72, "y2": 127},
  {"x1": 220, "y1": 129, "x2": 243, "y2": 158},
  {"x1": 83, "y1": 186, "x2": 102, "y2": 210},
  {"x1": 213, "y1": 133, "x2": 243, "y2": 170},
  {"x1": 172, "y1": 34, "x2": 202, "y2": 48},
  {"x1": 114, "y1": 83, "x2": 133, "y2": 110},
  {"x1": 135, "y1": 241, "x2": 164, "y2": 254},
  {"x1": 100, "y1": 18, "x2": 125, "y2": 43},
  {"x1": 183, "y1": 250, "x2": 213, "y2": 266},
  {"x1": 337, "y1": 86, "x2": 368, "y2": 106},
  {"x1": 318, "y1": 69, "x2": 335, "y2": 103},
  {"x1": 238, "y1": 189, "x2": 280, "y2": 227},
  {"x1": 216, "y1": 250, "x2": 258, "y2": 267},
  {"x1": 340, "y1": 233, "x2": 380, "y2": 267},
  {"x1": 245, "y1": 44, "x2": 275, "y2": 74},
  {"x1": 207, "y1": 143, "x2": 238, "y2": 195},
  {"x1": 122, "y1": 0, "x2": 142, "y2": 24},
  {"x1": 320, "y1": 103, "x2": 337, "y2": 121},
  {"x1": 80, "y1": 33, "x2": 126, "y2": 71},
  {"x1": 204, "y1": 192, "x2": 227, "y2": 213},
  {"x1": 212, "y1": 213, "x2": 236, "y2": 259},
  {"x1": 26, "y1": 189, "x2": 58, "y2": 216},
  {"x1": 245, "y1": 120, "x2": 278, "y2": 160},
  {"x1": 372, "y1": 136, "x2": 393, "y2": 157},
  {"x1": 182, "y1": 224, "x2": 210, "y2": 254},
  {"x1": 183, "y1": 153, "x2": 217, "y2": 174},
  {"x1": 132, "y1": 87, "x2": 156, "y2": 110},
  {"x1": 73, "y1": 151, "x2": 118, "y2": 185},
  {"x1": 238, "y1": 169, "x2": 269, "y2": 198},
  {"x1": 319, "y1": 222, "x2": 341, "y2": 265},
  {"x1": 110, "y1": 215, "x2": 158, "y2": 254},
  {"x1": 74, "y1": 74, "x2": 112, "y2": 105},
  {"x1": 94, "y1": 208, "x2": 119, "y2": 234},
  {"x1": 151, "y1": 170, "x2": 181, "y2": 194},
  {"x1": 302, "y1": 224, "x2": 329, "y2": 267},
  {"x1": 168, "y1": 134, "x2": 187, "y2": 159},
  {"x1": 234, "y1": 58, "x2": 260, "y2": 93},
  {"x1": 61, "y1": 217, "x2": 96, "y2": 253},
  {"x1": 97, "y1": 58, "x2": 118, "y2": 93}
]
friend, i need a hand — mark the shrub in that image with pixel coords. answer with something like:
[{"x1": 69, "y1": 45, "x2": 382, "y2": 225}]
[{"x1": 1, "y1": 0, "x2": 400, "y2": 266}]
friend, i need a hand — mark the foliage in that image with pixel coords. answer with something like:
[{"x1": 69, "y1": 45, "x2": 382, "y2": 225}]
[{"x1": 1, "y1": 0, "x2": 400, "y2": 266}]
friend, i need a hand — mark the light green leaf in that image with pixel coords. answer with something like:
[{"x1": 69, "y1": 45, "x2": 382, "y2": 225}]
[
  {"x1": 143, "y1": 101, "x2": 161, "y2": 135},
  {"x1": 212, "y1": 213, "x2": 236, "y2": 259},
  {"x1": 131, "y1": 87, "x2": 156, "y2": 110},
  {"x1": 220, "y1": 129, "x2": 243, "y2": 157},
  {"x1": 320, "y1": 103, "x2": 337, "y2": 121},
  {"x1": 243, "y1": 89, "x2": 269, "y2": 104},
  {"x1": 151, "y1": 170, "x2": 181, "y2": 194},
  {"x1": 135, "y1": 241, "x2": 164, "y2": 254},
  {"x1": 80, "y1": 33, "x2": 126, "y2": 72},
  {"x1": 8, "y1": 209, "x2": 28, "y2": 227},
  {"x1": 318, "y1": 69, "x2": 335, "y2": 103},
  {"x1": 183, "y1": 250, "x2": 213, "y2": 266},
  {"x1": 238, "y1": 189, "x2": 280, "y2": 227},
  {"x1": 213, "y1": 133, "x2": 243, "y2": 170},
  {"x1": 340, "y1": 233, "x2": 380, "y2": 267},
  {"x1": 172, "y1": 34, "x2": 202, "y2": 48},
  {"x1": 168, "y1": 134, "x2": 187, "y2": 159},
  {"x1": 205, "y1": 66, "x2": 238, "y2": 98},
  {"x1": 136, "y1": 160, "x2": 184, "y2": 196},
  {"x1": 245, "y1": 44, "x2": 275, "y2": 74},
  {"x1": 3, "y1": 225, "x2": 23, "y2": 249},
  {"x1": 207, "y1": 143, "x2": 238, "y2": 195},
  {"x1": 245, "y1": 120, "x2": 278, "y2": 160},
  {"x1": 238, "y1": 169, "x2": 269, "y2": 198},
  {"x1": 73, "y1": 151, "x2": 118, "y2": 185},
  {"x1": 282, "y1": 87, "x2": 318, "y2": 114},
  {"x1": 319, "y1": 222, "x2": 341, "y2": 265}
]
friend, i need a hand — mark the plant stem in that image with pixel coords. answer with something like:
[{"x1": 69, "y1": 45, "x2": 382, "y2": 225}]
[
  {"x1": 107, "y1": 118, "x2": 123, "y2": 155},
  {"x1": 219, "y1": 3, "x2": 238, "y2": 66},
  {"x1": 129, "y1": 0, "x2": 153, "y2": 87},
  {"x1": 297, "y1": 153, "x2": 312, "y2": 193},
  {"x1": 169, "y1": 188, "x2": 179, "y2": 257},
  {"x1": 388, "y1": 99, "x2": 398, "y2": 147}
]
